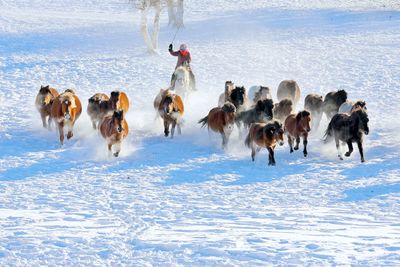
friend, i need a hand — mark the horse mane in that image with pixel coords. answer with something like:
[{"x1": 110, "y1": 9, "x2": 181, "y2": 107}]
[
  {"x1": 296, "y1": 110, "x2": 310, "y2": 122},
  {"x1": 59, "y1": 92, "x2": 77, "y2": 108},
  {"x1": 64, "y1": 88, "x2": 76, "y2": 95},
  {"x1": 353, "y1": 100, "x2": 366, "y2": 108},
  {"x1": 222, "y1": 102, "x2": 236, "y2": 113},
  {"x1": 277, "y1": 98, "x2": 292, "y2": 107}
]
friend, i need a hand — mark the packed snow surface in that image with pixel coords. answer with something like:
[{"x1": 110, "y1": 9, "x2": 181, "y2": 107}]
[{"x1": 0, "y1": 0, "x2": 400, "y2": 265}]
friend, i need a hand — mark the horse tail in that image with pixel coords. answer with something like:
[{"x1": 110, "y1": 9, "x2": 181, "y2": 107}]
[
  {"x1": 198, "y1": 115, "x2": 208, "y2": 128},
  {"x1": 244, "y1": 130, "x2": 252, "y2": 148},
  {"x1": 323, "y1": 120, "x2": 333, "y2": 143}
]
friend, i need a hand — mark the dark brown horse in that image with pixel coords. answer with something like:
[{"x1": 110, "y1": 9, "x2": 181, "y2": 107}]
[
  {"x1": 87, "y1": 93, "x2": 109, "y2": 129},
  {"x1": 35, "y1": 85, "x2": 59, "y2": 129},
  {"x1": 273, "y1": 98, "x2": 293, "y2": 123},
  {"x1": 199, "y1": 102, "x2": 236, "y2": 148},
  {"x1": 156, "y1": 90, "x2": 184, "y2": 138},
  {"x1": 245, "y1": 120, "x2": 284, "y2": 165},
  {"x1": 284, "y1": 110, "x2": 311, "y2": 157},
  {"x1": 99, "y1": 110, "x2": 129, "y2": 157},
  {"x1": 323, "y1": 89, "x2": 347, "y2": 121},
  {"x1": 304, "y1": 93, "x2": 323, "y2": 130},
  {"x1": 235, "y1": 98, "x2": 274, "y2": 128},
  {"x1": 324, "y1": 108, "x2": 369, "y2": 162},
  {"x1": 50, "y1": 90, "x2": 82, "y2": 145}
]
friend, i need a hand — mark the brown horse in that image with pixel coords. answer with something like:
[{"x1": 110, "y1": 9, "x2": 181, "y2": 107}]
[
  {"x1": 156, "y1": 89, "x2": 184, "y2": 138},
  {"x1": 324, "y1": 108, "x2": 369, "y2": 162},
  {"x1": 284, "y1": 110, "x2": 311, "y2": 157},
  {"x1": 198, "y1": 102, "x2": 236, "y2": 148},
  {"x1": 87, "y1": 93, "x2": 109, "y2": 129},
  {"x1": 277, "y1": 80, "x2": 301, "y2": 108},
  {"x1": 273, "y1": 98, "x2": 293, "y2": 123},
  {"x1": 99, "y1": 110, "x2": 129, "y2": 157},
  {"x1": 323, "y1": 89, "x2": 347, "y2": 121},
  {"x1": 218, "y1": 81, "x2": 235, "y2": 107},
  {"x1": 245, "y1": 120, "x2": 284, "y2": 165},
  {"x1": 50, "y1": 90, "x2": 82, "y2": 145},
  {"x1": 35, "y1": 85, "x2": 59, "y2": 129},
  {"x1": 304, "y1": 93, "x2": 323, "y2": 130}
]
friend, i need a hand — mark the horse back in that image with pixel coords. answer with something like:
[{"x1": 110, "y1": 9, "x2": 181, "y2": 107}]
[
  {"x1": 174, "y1": 95, "x2": 184, "y2": 114},
  {"x1": 119, "y1": 92, "x2": 130, "y2": 113}
]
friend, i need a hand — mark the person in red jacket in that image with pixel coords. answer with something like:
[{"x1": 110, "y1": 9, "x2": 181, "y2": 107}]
[{"x1": 169, "y1": 43, "x2": 196, "y2": 90}]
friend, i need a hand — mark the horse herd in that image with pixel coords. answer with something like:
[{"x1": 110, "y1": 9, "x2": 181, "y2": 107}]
[{"x1": 35, "y1": 78, "x2": 369, "y2": 164}]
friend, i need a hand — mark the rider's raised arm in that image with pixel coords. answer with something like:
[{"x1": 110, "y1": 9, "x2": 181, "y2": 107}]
[{"x1": 169, "y1": 50, "x2": 180, "y2": 56}]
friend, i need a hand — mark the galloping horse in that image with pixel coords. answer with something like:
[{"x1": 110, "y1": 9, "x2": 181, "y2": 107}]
[
  {"x1": 277, "y1": 80, "x2": 301, "y2": 108},
  {"x1": 172, "y1": 64, "x2": 193, "y2": 101},
  {"x1": 50, "y1": 90, "x2": 82, "y2": 145},
  {"x1": 323, "y1": 89, "x2": 347, "y2": 121},
  {"x1": 284, "y1": 110, "x2": 311, "y2": 157},
  {"x1": 245, "y1": 120, "x2": 284, "y2": 165},
  {"x1": 304, "y1": 93, "x2": 324, "y2": 130},
  {"x1": 236, "y1": 98, "x2": 274, "y2": 129},
  {"x1": 324, "y1": 108, "x2": 369, "y2": 162},
  {"x1": 198, "y1": 102, "x2": 236, "y2": 149},
  {"x1": 99, "y1": 110, "x2": 129, "y2": 157},
  {"x1": 273, "y1": 98, "x2": 293, "y2": 123},
  {"x1": 87, "y1": 93, "x2": 109, "y2": 129},
  {"x1": 155, "y1": 89, "x2": 184, "y2": 137},
  {"x1": 35, "y1": 85, "x2": 59, "y2": 129}
]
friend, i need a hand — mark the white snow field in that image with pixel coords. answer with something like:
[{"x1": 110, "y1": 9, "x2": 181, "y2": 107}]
[{"x1": 1, "y1": 0, "x2": 400, "y2": 265}]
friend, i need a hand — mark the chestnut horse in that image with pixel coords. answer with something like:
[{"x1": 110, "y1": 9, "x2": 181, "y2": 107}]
[
  {"x1": 50, "y1": 90, "x2": 82, "y2": 145},
  {"x1": 284, "y1": 110, "x2": 311, "y2": 157},
  {"x1": 198, "y1": 102, "x2": 236, "y2": 149},
  {"x1": 99, "y1": 110, "x2": 129, "y2": 157},
  {"x1": 35, "y1": 85, "x2": 59, "y2": 129},
  {"x1": 87, "y1": 93, "x2": 109, "y2": 129},
  {"x1": 245, "y1": 120, "x2": 284, "y2": 165},
  {"x1": 156, "y1": 89, "x2": 184, "y2": 138},
  {"x1": 324, "y1": 108, "x2": 369, "y2": 162},
  {"x1": 277, "y1": 80, "x2": 301, "y2": 108}
]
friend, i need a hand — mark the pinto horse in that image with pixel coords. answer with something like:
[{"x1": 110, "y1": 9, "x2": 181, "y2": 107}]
[
  {"x1": 245, "y1": 121, "x2": 284, "y2": 165},
  {"x1": 50, "y1": 90, "x2": 82, "y2": 145},
  {"x1": 156, "y1": 89, "x2": 184, "y2": 138},
  {"x1": 324, "y1": 108, "x2": 369, "y2": 162},
  {"x1": 99, "y1": 110, "x2": 129, "y2": 157},
  {"x1": 87, "y1": 93, "x2": 109, "y2": 129},
  {"x1": 35, "y1": 85, "x2": 59, "y2": 129},
  {"x1": 284, "y1": 110, "x2": 311, "y2": 157},
  {"x1": 198, "y1": 102, "x2": 236, "y2": 149}
]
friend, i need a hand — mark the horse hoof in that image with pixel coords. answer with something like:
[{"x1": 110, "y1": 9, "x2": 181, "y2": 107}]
[
  {"x1": 361, "y1": 158, "x2": 365, "y2": 163},
  {"x1": 345, "y1": 152, "x2": 351, "y2": 157},
  {"x1": 290, "y1": 149, "x2": 293, "y2": 153},
  {"x1": 304, "y1": 153, "x2": 307, "y2": 157},
  {"x1": 113, "y1": 152, "x2": 119, "y2": 157},
  {"x1": 294, "y1": 147, "x2": 299, "y2": 151},
  {"x1": 339, "y1": 156, "x2": 343, "y2": 160},
  {"x1": 67, "y1": 132, "x2": 73, "y2": 139}
]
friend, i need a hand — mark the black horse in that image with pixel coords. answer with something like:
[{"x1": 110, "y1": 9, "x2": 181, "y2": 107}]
[
  {"x1": 236, "y1": 98, "x2": 274, "y2": 128},
  {"x1": 324, "y1": 108, "x2": 369, "y2": 162}
]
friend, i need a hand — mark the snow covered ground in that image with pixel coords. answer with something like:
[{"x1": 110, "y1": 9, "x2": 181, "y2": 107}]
[{"x1": 1, "y1": 0, "x2": 400, "y2": 265}]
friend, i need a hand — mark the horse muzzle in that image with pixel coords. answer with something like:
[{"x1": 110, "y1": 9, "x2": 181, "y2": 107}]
[
  {"x1": 117, "y1": 127, "x2": 123, "y2": 133},
  {"x1": 64, "y1": 113, "x2": 71, "y2": 120},
  {"x1": 364, "y1": 128, "x2": 369, "y2": 135}
]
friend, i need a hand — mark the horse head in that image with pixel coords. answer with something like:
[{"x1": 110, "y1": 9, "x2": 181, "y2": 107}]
[
  {"x1": 265, "y1": 121, "x2": 284, "y2": 146},
  {"x1": 110, "y1": 91, "x2": 121, "y2": 110},
  {"x1": 353, "y1": 108, "x2": 369, "y2": 135},
  {"x1": 256, "y1": 98, "x2": 274, "y2": 120},
  {"x1": 60, "y1": 95, "x2": 76, "y2": 120},
  {"x1": 230, "y1": 86, "x2": 246, "y2": 107},
  {"x1": 353, "y1": 100, "x2": 367, "y2": 112},
  {"x1": 296, "y1": 110, "x2": 311, "y2": 132},
  {"x1": 162, "y1": 95, "x2": 174, "y2": 114},
  {"x1": 336, "y1": 90, "x2": 348, "y2": 106},
  {"x1": 221, "y1": 102, "x2": 236, "y2": 113},
  {"x1": 112, "y1": 110, "x2": 125, "y2": 133}
]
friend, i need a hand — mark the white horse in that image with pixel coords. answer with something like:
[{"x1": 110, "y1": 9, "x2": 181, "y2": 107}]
[
  {"x1": 134, "y1": 0, "x2": 184, "y2": 53},
  {"x1": 172, "y1": 65, "x2": 192, "y2": 101}
]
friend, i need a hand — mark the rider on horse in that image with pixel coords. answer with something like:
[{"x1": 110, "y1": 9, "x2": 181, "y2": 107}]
[{"x1": 169, "y1": 43, "x2": 196, "y2": 90}]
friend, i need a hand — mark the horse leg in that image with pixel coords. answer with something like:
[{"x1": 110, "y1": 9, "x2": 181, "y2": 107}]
[
  {"x1": 66, "y1": 122, "x2": 74, "y2": 140},
  {"x1": 222, "y1": 132, "x2": 228, "y2": 149},
  {"x1": 113, "y1": 142, "x2": 121, "y2": 157},
  {"x1": 40, "y1": 110, "x2": 47, "y2": 128},
  {"x1": 91, "y1": 119, "x2": 97, "y2": 130},
  {"x1": 303, "y1": 135, "x2": 308, "y2": 157},
  {"x1": 189, "y1": 70, "x2": 196, "y2": 91},
  {"x1": 164, "y1": 119, "x2": 170, "y2": 137},
  {"x1": 294, "y1": 136, "x2": 300, "y2": 150},
  {"x1": 177, "y1": 123, "x2": 182, "y2": 135},
  {"x1": 170, "y1": 121, "x2": 176, "y2": 138},
  {"x1": 345, "y1": 141, "x2": 353, "y2": 157},
  {"x1": 357, "y1": 140, "x2": 365, "y2": 163},
  {"x1": 58, "y1": 122, "x2": 64, "y2": 146},
  {"x1": 335, "y1": 135, "x2": 343, "y2": 160},
  {"x1": 251, "y1": 143, "x2": 256, "y2": 161},
  {"x1": 47, "y1": 115, "x2": 53, "y2": 131},
  {"x1": 287, "y1": 135, "x2": 294, "y2": 153},
  {"x1": 267, "y1": 147, "x2": 275, "y2": 166}
]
